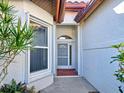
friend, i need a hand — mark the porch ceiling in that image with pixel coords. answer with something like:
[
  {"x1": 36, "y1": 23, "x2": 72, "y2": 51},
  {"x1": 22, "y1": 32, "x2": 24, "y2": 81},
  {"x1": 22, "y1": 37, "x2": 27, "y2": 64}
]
[
  {"x1": 31, "y1": 0, "x2": 56, "y2": 15},
  {"x1": 31, "y1": 0, "x2": 104, "y2": 23},
  {"x1": 31, "y1": 0, "x2": 66, "y2": 23}
]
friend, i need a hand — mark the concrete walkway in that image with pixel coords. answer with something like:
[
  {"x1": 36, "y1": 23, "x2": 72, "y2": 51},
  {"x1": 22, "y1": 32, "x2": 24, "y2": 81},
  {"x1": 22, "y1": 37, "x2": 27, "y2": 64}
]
[{"x1": 40, "y1": 77, "x2": 98, "y2": 93}]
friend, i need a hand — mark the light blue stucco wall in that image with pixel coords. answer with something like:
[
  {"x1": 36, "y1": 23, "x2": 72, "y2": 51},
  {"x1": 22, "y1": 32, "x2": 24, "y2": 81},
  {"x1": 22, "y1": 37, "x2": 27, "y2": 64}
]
[{"x1": 80, "y1": 0, "x2": 124, "y2": 93}]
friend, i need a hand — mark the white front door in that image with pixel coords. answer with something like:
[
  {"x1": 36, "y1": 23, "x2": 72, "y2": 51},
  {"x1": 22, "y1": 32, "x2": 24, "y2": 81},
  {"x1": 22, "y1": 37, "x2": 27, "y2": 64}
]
[{"x1": 57, "y1": 43, "x2": 73, "y2": 69}]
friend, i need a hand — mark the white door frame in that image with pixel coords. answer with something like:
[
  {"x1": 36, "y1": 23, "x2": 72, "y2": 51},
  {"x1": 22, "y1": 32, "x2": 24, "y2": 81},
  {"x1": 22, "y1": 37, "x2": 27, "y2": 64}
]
[{"x1": 57, "y1": 40, "x2": 75, "y2": 69}]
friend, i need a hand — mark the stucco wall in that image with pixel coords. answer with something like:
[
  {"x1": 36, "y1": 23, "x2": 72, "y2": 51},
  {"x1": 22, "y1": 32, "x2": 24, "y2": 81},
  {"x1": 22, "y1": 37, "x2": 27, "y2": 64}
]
[
  {"x1": 1, "y1": 0, "x2": 54, "y2": 91},
  {"x1": 10, "y1": 0, "x2": 53, "y2": 25},
  {"x1": 56, "y1": 25, "x2": 76, "y2": 39},
  {"x1": 80, "y1": 0, "x2": 124, "y2": 93}
]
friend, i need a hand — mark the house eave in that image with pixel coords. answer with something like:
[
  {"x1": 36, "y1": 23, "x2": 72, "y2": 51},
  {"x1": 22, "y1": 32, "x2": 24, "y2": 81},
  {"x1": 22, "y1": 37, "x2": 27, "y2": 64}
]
[
  {"x1": 55, "y1": 0, "x2": 66, "y2": 23},
  {"x1": 74, "y1": 0, "x2": 104, "y2": 23}
]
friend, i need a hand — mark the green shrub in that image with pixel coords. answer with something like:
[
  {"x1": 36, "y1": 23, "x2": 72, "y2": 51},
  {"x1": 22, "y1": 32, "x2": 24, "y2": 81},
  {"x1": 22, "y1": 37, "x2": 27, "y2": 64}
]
[
  {"x1": 111, "y1": 43, "x2": 124, "y2": 93},
  {"x1": 0, "y1": 79, "x2": 36, "y2": 93}
]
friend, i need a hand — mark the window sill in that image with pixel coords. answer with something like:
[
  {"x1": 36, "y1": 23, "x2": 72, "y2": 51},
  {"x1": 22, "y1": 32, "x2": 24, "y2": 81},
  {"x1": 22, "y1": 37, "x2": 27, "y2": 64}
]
[{"x1": 28, "y1": 69, "x2": 52, "y2": 83}]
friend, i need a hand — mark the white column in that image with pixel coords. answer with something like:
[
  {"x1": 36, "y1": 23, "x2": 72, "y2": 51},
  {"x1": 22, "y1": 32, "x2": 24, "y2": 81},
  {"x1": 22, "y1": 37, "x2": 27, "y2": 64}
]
[
  {"x1": 52, "y1": 23, "x2": 57, "y2": 75},
  {"x1": 77, "y1": 25, "x2": 82, "y2": 76}
]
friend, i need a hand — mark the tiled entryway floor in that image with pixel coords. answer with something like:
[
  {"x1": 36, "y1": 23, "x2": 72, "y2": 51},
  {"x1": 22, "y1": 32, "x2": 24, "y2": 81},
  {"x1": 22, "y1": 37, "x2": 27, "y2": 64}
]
[
  {"x1": 57, "y1": 69, "x2": 78, "y2": 76},
  {"x1": 40, "y1": 77, "x2": 98, "y2": 93}
]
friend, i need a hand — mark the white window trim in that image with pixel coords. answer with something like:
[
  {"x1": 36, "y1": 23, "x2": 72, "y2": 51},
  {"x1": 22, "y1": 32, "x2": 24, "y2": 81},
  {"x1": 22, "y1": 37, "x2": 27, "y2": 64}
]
[{"x1": 26, "y1": 15, "x2": 52, "y2": 83}]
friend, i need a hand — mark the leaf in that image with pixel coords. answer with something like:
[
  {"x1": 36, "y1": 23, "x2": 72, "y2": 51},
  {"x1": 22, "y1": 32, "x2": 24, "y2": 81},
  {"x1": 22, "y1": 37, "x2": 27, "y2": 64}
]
[
  {"x1": 110, "y1": 59, "x2": 118, "y2": 63},
  {"x1": 112, "y1": 44, "x2": 120, "y2": 49},
  {"x1": 120, "y1": 43, "x2": 124, "y2": 47},
  {"x1": 111, "y1": 43, "x2": 124, "y2": 84}
]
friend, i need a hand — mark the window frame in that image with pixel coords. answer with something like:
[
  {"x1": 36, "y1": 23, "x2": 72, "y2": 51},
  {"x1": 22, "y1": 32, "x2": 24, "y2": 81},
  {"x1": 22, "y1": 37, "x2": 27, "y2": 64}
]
[
  {"x1": 27, "y1": 15, "x2": 52, "y2": 83},
  {"x1": 58, "y1": 35, "x2": 72, "y2": 40}
]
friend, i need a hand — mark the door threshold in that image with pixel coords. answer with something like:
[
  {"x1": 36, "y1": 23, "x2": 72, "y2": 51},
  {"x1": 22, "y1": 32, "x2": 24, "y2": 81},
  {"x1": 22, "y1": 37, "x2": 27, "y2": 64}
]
[{"x1": 55, "y1": 75, "x2": 80, "y2": 78}]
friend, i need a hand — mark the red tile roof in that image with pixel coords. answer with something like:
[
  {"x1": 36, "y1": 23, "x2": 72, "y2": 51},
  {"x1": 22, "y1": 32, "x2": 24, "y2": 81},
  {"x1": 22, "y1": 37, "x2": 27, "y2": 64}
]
[{"x1": 65, "y1": 1, "x2": 87, "y2": 12}]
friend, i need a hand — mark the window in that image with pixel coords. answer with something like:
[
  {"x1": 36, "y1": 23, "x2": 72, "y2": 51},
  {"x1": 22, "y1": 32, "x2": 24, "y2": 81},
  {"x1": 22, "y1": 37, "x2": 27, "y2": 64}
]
[
  {"x1": 58, "y1": 35, "x2": 72, "y2": 40},
  {"x1": 30, "y1": 20, "x2": 48, "y2": 73}
]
